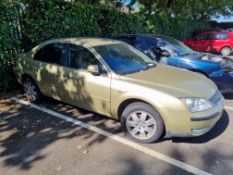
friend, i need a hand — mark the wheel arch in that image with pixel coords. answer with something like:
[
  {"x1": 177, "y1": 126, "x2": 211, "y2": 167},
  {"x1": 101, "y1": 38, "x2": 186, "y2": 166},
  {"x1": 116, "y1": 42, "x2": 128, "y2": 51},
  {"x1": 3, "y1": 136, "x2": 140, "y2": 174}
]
[
  {"x1": 220, "y1": 46, "x2": 232, "y2": 55},
  {"x1": 117, "y1": 98, "x2": 165, "y2": 125},
  {"x1": 21, "y1": 73, "x2": 35, "y2": 83},
  {"x1": 221, "y1": 45, "x2": 232, "y2": 50},
  {"x1": 117, "y1": 98, "x2": 149, "y2": 119}
]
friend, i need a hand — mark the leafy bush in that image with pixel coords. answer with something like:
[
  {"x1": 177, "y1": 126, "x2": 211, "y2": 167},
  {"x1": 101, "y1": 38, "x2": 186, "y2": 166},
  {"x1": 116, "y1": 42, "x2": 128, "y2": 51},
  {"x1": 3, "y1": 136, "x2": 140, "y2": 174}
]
[
  {"x1": 0, "y1": 1, "x2": 22, "y2": 92},
  {"x1": 0, "y1": 51, "x2": 20, "y2": 92},
  {"x1": 21, "y1": 1, "x2": 146, "y2": 48},
  {"x1": 145, "y1": 13, "x2": 208, "y2": 39}
]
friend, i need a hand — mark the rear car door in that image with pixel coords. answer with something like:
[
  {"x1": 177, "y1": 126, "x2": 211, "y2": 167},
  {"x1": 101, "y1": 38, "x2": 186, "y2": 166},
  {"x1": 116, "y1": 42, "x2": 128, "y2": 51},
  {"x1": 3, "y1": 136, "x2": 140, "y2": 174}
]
[
  {"x1": 33, "y1": 43, "x2": 67, "y2": 99},
  {"x1": 60, "y1": 44, "x2": 111, "y2": 115},
  {"x1": 204, "y1": 33, "x2": 216, "y2": 52},
  {"x1": 195, "y1": 33, "x2": 214, "y2": 52}
]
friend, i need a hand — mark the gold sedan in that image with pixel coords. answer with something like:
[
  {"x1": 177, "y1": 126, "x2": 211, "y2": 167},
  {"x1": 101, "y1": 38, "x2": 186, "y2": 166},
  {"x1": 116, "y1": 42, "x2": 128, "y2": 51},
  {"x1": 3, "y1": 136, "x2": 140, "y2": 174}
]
[{"x1": 14, "y1": 38, "x2": 224, "y2": 143}]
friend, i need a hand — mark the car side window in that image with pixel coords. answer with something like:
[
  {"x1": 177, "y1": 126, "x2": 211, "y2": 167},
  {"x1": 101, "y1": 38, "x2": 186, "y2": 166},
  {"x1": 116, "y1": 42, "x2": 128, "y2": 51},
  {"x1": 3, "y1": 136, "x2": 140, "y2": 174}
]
[
  {"x1": 196, "y1": 34, "x2": 215, "y2": 41},
  {"x1": 143, "y1": 37, "x2": 158, "y2": 49},
  {"x1": 68, "y1": 44, "x2": 100, "y2": 70},
  {"x1": 34, "y1": 48, "x2": 43, "y2": 61},
  {"x1": 34, "y1": 43, "x2": 65, "y2": 65},
  {"x1": 216, "y1": 33, "x2": 228, "y2": 40}
]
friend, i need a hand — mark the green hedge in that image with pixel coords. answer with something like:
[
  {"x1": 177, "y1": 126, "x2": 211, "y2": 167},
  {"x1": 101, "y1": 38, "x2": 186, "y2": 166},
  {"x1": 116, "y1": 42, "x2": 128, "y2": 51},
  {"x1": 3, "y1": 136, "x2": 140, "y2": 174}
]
[
  {"x1": 0, "y1": 2, "x2": 21, "y2": 92},
  {"x1": 0, "y1": 1, "x2": 209, "y2": 92},
  {"x1": 144, "y1": 13, "x2": 208, "y2": 39},
  {"x1": 21, "y1": 1, "x2": 146, "y2": 49}
]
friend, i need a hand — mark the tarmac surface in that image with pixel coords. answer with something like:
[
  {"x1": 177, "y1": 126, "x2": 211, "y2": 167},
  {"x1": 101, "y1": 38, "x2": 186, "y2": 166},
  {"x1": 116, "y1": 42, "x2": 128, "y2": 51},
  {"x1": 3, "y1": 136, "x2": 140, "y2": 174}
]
[{"x1": 0, "y1": 93, "x2": 233, "y2": 175}]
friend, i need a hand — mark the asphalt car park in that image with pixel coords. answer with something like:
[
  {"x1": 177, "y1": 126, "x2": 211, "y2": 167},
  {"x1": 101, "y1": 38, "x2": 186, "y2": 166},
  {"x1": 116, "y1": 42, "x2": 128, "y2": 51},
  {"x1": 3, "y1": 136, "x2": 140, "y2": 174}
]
[{"x1": 0, "y1": 92, "x2": 233, "y2": 175}]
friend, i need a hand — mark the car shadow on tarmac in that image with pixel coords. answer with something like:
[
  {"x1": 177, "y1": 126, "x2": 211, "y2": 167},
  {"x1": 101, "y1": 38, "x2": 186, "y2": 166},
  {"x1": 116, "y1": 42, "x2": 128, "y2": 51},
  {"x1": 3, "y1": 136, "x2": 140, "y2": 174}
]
[
  {"x1": 0, "y1": 97, "x2": 115, "y2": 170},
  {"x1": 224, "y1": 94, "x2": 233, "y2": 100},
  {"x1": 170, "y1": 110, "x2": 229, "y2": 144}
]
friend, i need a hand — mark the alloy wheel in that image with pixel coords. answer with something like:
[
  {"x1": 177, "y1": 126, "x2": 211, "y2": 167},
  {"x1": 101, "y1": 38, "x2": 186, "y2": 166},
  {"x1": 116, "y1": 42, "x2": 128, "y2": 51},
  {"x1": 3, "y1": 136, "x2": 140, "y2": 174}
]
[
  {"x1": 24, "y1": 81, "x2": 37, "y2": 101},
  {"x1": 126, "y1": 111, "x2": 157, "y2": 140}
]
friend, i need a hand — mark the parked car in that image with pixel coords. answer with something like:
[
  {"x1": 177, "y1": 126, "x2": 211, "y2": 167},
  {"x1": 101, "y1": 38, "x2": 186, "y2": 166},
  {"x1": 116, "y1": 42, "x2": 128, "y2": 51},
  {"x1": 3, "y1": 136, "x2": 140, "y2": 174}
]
[
  {"x1": 183, "y1": 31, "x2": 233, "y2": 56},
  {"x1": 14, "y1": 38, "x2": 223, "y2": 143},
  {"x1": 116, "y1": 34, "x2": 233, "y2": 94}
]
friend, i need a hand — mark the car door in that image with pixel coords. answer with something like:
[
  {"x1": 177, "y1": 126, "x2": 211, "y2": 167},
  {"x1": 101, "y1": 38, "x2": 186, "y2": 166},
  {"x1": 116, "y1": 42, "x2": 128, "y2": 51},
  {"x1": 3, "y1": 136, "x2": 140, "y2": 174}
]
[
  {"x1": 204, "y1": 33, "x2": 216, "y2": 52},
  {"x1": 60, "y1": 44, "x2": 111, "y2": 115},
  {"x1": 192, "y1": 35, "x2": 204, "y2": 51},
  {"x1": 33, "y1": 43, "x2": 67, "y2": 99},
  {"x1": 194, "y1": 34, "x2": 210, "y2": 52},
  {"x1": 152, "y1": 40, "x2": 177, "y2": 66}
]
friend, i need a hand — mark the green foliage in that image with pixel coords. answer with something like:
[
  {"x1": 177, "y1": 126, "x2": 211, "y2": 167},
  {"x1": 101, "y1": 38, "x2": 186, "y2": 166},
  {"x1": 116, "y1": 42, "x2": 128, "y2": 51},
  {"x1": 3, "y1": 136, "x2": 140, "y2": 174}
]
[
  {"x1": 145, "y1": 13, "x2": 208, "y2": 39},
  {"x1": 130, "y1": 0, "x2": 233, "y2": 20},
  {"x1": 0, "y1": 51, "x2": 20, "y2": 92},
  {"x1": 21, "y1": 1, "x2": 146, "y2": 48},
  {"x1": 0, "y1": 1, "x2": 22, "y2": 92}
]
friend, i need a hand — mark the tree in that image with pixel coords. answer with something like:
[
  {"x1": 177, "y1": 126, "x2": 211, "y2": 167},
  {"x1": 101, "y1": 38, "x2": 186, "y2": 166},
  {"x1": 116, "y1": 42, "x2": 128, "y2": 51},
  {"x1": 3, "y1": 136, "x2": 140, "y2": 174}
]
[{"x1": 130, "y1": 0, "x2": 233, "y2": 20}]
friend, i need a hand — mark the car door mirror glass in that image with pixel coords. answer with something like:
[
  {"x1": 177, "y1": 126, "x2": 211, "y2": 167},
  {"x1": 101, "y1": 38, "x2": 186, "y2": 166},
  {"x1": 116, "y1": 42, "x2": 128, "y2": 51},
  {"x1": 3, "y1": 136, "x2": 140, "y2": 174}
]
[
  {"x1": 161, "y1": 50, "x2": 171, "y2": 57},
  {"x1": 87, "y1": 65, "x2": 100, "y2": 75}
]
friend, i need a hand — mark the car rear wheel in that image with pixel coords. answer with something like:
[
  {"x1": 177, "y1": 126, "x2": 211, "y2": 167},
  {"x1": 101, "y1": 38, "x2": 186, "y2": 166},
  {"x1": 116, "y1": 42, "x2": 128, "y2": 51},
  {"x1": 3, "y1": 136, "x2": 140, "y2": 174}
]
[
  {"x1": 121, "y1": 102, "x2": 164, "y2": 143},
  {"x1": 220, "y1": 47, "x2": 232, "y2": 56},
  {"x1": 23, "y1": 77, "x2": 42, "y2": 103}
]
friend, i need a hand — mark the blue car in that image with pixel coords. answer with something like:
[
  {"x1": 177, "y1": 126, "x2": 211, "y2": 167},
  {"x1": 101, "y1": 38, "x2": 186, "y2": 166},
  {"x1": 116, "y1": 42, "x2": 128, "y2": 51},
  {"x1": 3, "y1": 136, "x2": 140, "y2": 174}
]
[{"x1": 116, "y1": 34, "x2": 233, "y2": 94}]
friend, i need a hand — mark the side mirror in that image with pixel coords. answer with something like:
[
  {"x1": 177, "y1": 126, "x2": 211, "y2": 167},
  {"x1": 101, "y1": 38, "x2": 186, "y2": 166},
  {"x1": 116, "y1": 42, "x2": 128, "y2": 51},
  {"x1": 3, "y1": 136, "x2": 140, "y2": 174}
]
[
  {"x1": 161, "y1": 50, "x2": 171, "y2": 57},
  {"x1": 87, "y1": 65, "x2": 100, "y2": 76}
]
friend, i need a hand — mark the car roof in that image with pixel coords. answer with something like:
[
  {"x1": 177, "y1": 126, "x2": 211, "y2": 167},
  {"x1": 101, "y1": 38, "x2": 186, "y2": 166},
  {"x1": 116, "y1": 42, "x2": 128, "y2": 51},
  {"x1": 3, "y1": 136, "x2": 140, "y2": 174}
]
[
  {"x1": 40, "y1": 37, "x2": 122, "y2": 47},
  {"x1": 199, "y1": 31, "x2": 230, "y2": 35},
  {"x1": 117, "y1": 34, "x2": 174, "y2": 40}
]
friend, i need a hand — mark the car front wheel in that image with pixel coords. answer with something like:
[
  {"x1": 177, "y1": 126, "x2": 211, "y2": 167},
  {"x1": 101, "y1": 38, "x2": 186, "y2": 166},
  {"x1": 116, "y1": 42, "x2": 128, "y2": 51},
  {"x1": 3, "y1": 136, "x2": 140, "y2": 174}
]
[
  {"x1": 121, "y1": 102, "x2": 164, "y2": 143},
  {"x1": 23, "y1": 77, "x2": 42, "y2": 103}
]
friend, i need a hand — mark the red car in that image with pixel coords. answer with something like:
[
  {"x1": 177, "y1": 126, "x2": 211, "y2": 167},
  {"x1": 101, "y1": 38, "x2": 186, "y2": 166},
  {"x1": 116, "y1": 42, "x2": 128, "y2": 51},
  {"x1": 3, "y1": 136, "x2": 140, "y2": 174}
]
[{"x1": 183, "y1": 31, "x2": 233, "y2": 56}]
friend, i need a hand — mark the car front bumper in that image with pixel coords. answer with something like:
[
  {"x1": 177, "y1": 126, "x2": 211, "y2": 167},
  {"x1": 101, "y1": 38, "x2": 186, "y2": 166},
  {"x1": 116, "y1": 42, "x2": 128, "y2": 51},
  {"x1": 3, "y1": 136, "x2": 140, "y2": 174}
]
[
  {"x1": 165, "y1": 111, "x2": 223, "y2": 138},
  {"x1": 164, "y1": 96, "x2": 224, "y2": 138}
]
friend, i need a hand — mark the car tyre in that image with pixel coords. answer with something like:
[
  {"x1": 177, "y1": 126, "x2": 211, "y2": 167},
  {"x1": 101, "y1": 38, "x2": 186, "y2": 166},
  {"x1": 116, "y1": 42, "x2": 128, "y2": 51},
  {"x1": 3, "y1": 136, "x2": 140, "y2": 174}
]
[
  {"x1": 121, "y1": 102, "x2": 164, "y2": 143},
  {"x1": 23, "y1": 77, "x2": 42, "y2": 103},
  {"x1": 220, "y1": 47, "x2": 232, "y2": 56}
]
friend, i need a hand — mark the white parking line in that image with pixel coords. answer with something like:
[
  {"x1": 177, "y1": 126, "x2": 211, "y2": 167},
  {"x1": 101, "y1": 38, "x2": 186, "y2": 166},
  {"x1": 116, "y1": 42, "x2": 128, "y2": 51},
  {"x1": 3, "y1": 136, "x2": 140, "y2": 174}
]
[
  {"x1": 224, "y1": 106, "x2": 233, "y2": 110},
  {"x1": 12, "y1": 97, "x2": 212, "y2": 175}
]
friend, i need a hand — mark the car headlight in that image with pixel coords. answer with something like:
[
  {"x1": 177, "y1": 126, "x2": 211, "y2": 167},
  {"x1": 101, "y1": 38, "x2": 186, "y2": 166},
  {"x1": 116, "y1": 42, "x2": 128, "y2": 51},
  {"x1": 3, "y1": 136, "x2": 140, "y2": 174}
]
[{"x1": 180, "y1": 97, "x2": 213, "y2": 112}]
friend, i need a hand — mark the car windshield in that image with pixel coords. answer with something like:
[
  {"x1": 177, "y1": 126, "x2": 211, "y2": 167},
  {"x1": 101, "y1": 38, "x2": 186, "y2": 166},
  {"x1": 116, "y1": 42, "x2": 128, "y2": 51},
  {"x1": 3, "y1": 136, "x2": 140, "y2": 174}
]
[
  {"x1": 159, "y1": 37, "x2": 196, "y2": 56},
  {"x1": 94, "y1": 43, "x2": 156, "y2": 75}
]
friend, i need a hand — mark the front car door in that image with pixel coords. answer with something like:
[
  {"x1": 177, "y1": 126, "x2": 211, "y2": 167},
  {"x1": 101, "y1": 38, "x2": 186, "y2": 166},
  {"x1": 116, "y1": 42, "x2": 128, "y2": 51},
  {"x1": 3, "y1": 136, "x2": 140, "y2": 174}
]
[
  {"x1": 192, "y1": 34, "x2": 205, "y2": 51},
  {"x1": 60, "y1": 44, "x2": 111, "y2": 116}
]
